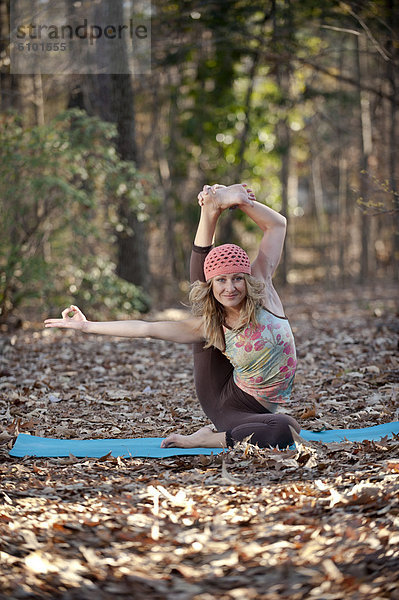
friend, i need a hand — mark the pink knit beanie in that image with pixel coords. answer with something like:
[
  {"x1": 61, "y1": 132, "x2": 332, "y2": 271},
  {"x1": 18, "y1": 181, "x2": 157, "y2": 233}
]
[{"x1": 204, "y1": 244, "x2": 252, "y2": 281}]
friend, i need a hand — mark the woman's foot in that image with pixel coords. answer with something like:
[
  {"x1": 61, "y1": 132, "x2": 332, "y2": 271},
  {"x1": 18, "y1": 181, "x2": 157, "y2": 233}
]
[
  {"x1": 161, "y1": 426, "x2": 226, "y2": 448},
  {"x1": 198, "y1": 184, "x2": 256, "y2": 212}
]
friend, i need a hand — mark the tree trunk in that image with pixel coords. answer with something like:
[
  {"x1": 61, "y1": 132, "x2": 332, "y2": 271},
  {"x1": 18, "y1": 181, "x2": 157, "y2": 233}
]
[
  {"x1": 337, "y1": 45, "x2": 348, "y2": 285},
  {"x1": 153, "y1": 80, "x2": 179, "y2": 282},
  {"x1": 14, "y1": 75, "x2": 44, "y2": 125},
  {"x1": 386, "y1": 0, "x2": 399, "y2": 279},
  {"x1": 110, "y1": 68, "x2": 150, "y2": 289},
  {"x1": 66, "y1": 0, "x2": 150, "y2": 290},
  {"x1": 8, "y1": 0, "x2": 45, "y2": 125},
  {"x1": 107, "y1": 0, "x2": 149, "y2": 289},
  {"x1": 0, "y1": 0, "x2": 17, "y2": 112},
  {"x1": 356, "y1": 34, "x2": 374, "y2": 283},
  {"x1": 310, "y1": 141, "x2": 331, "y2": 283},
  {"x1": 272, "y1": 0, "x2": 293, "y2": 285},
  {"x1": 278, "y1": 119, "x2": 290, "y2": 285},
  {"x1": 338, "y1": 156, "x2": 348, "y2": 284}
]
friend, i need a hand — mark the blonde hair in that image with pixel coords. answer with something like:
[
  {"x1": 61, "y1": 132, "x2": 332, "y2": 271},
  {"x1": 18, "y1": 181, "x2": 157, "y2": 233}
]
[{"x1": 189, "y1": 273, "x2": 265, "y2": 351}]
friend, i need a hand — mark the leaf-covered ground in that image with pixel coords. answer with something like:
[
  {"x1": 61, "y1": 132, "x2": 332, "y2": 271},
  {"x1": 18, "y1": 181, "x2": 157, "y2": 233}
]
[{"x1": 1, "y1": 284, "x2": 398, "y2": 600}]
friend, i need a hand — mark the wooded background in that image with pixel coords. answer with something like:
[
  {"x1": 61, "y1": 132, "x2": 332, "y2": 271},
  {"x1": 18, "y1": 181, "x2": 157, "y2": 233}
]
[{"x1": 1, "y1": 0, "x2": 398, "y2": 322}]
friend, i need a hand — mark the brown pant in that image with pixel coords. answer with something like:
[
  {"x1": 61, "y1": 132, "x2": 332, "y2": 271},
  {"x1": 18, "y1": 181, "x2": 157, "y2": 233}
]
[{"x1": 190, "y1": 244, "x2": 300, "y2": 448}]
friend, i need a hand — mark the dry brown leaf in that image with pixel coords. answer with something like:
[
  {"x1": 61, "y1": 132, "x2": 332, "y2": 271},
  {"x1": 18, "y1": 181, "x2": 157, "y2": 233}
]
[{"x1": 301, "y1": 405, "x2": 317, "y2": 419}]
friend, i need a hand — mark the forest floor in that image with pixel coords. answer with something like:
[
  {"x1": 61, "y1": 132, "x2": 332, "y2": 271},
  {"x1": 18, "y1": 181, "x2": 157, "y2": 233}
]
[{"x1": 0, "y1": 283, "x2": 398, "y2": 600}]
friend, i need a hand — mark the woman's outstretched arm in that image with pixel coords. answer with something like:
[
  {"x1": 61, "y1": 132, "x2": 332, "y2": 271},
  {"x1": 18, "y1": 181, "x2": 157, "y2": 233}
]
[{"x1": 44, "y1": 305, "x2": 204, "y2": 344}]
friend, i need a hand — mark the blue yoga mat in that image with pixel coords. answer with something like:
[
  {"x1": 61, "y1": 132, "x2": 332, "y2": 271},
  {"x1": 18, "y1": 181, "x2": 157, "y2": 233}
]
[{"x1": 9, "y1": 422, "x2": 399, "y2": 458}]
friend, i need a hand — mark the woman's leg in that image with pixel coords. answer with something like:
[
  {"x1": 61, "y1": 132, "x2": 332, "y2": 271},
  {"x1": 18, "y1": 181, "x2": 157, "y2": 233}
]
[
  {"x1": 161, "y1": 413, "x2": 300, "y2": 449},
  {"x1": 227, "y1": 413, "x2": 300, "y2": 449},
  {"x1": 161, "y1": 408, "x2": 300, "y2": 450},
  {"x1": 207, "y1": 376, "x2": 300, "y2": 448}
]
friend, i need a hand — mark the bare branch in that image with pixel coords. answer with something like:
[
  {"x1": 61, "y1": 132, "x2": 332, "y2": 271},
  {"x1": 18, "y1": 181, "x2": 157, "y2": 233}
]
[
  {"x1": 344, "y1": 3, "x2": 391, "y2": 62},
  {"x1": 321, "y1": 25, "x2": 360, "y2": 36}
]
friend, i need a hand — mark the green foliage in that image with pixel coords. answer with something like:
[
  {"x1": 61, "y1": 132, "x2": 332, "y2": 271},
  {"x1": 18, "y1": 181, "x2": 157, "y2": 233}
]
[
  {"x1": 0, "y1": 109, "x2": 154, "y2": 321},
  {"x1": 65, "y1": 257, "x2": 151, "y2": 317}
]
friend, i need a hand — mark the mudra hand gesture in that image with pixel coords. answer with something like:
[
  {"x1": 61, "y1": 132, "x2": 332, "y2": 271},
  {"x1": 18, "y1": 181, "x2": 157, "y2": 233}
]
[{"x1": 44, "y1": 305, "x2": 88, "y2": 331}]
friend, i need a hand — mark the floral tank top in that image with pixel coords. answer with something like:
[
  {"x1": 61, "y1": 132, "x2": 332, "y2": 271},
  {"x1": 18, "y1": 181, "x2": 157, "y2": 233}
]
[{"x1": 223, "y1": 307, "x2": 296, "y2": 410}]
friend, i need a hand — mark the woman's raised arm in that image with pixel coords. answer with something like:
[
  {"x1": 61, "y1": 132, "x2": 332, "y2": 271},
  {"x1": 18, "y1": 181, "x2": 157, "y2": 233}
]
[
  {"x1": 206, "y1": 184, "x2": 286, "y2": 280},
  {"x1": 240, "y1": 199, "x2": 286, "y2": 281},
  {"x1": 44, "y1": 305, "x2": 204, "y2": 344},
  {"x1": 204, "y1": 184, "x2": 287, "y2": 317}
]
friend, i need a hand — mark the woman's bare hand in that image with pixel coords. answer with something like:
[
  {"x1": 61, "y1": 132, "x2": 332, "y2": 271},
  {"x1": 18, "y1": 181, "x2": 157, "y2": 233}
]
[{"x1": 44, "y1": 305, "x2": 88, "y2": 331}]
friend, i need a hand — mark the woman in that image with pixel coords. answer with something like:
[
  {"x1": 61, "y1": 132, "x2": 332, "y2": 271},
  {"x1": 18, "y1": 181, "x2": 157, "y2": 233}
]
[{"x1": 44, "y1": 183, "x2": 300, "y2": 449}]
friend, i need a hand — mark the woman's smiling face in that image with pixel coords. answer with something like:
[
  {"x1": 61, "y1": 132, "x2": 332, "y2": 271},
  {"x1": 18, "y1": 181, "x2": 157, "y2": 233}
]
[{"x1": 211, "y1": 273, "x2": 247, "y2": 309}]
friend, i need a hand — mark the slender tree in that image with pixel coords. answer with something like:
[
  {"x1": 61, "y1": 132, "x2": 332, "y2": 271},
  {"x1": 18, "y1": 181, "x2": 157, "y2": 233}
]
[{"x1": 66, "y1": 0, "x2": 150, "y2": 290}]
